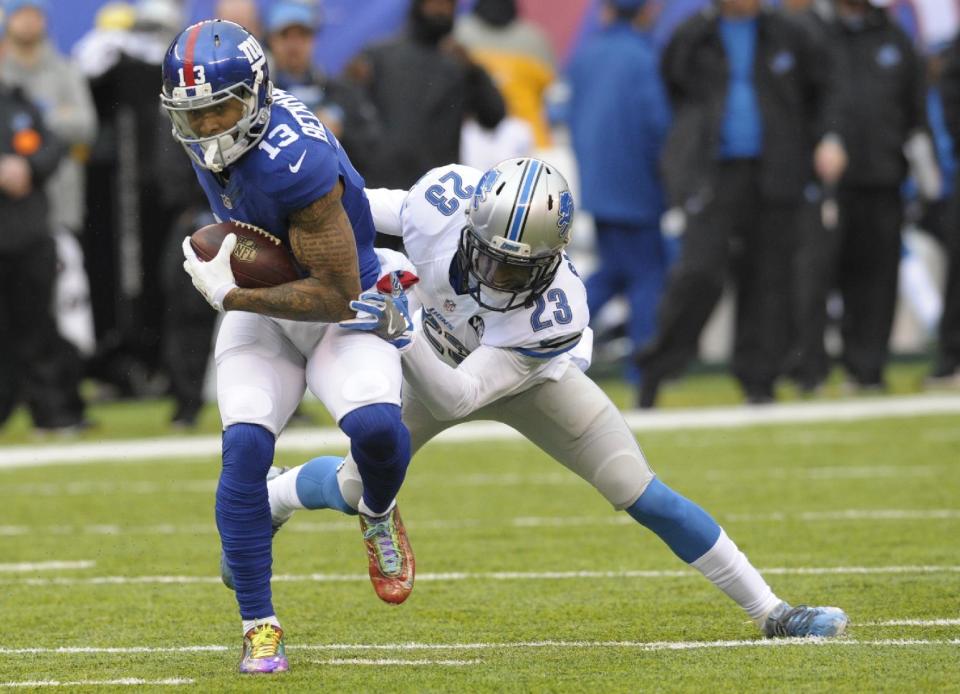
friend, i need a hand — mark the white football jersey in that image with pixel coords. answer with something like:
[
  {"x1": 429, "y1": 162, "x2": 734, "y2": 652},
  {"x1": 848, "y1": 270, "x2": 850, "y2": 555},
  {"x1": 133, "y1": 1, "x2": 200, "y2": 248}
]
[{"x1": 368, "y1": 164, "x2": 591, "y2": 378}]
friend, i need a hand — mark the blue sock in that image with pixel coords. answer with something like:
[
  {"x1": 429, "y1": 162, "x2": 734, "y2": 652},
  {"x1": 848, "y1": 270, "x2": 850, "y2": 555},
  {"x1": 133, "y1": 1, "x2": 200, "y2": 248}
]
[
  {"x1": 339, "y1": 403, "x2": 410, "y2": 514},
  {"x1": 296, "y1": 456, "x2": 357, "y2": 515},
  {"x1": 217, "y1": 423, "x2": 276, "y2": 619},
  {"x1": 626, "y1": 478, "x2": 722, "y2": 563}
]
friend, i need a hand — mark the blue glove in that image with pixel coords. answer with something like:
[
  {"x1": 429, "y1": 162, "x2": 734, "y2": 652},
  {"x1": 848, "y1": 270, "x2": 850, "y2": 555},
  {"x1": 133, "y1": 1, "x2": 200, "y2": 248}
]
[{"x1": 339, "y1": 272, "x2": 414, "y2": 350}]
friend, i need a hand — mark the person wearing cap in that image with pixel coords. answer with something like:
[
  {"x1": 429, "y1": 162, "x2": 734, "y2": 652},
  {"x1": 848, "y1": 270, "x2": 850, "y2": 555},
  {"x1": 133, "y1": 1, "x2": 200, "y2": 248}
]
[
  {"x1": 566, "y1": 0, "x2": 671, "y2": 388},
  {"x1": 0, "y1": 19, "x2": 91, "y2": 434},
  {"x1": 636, "y1": 0, "x2": 847, "y2": 408},
  {"x1": 0, "y1": 0, "x2": 93, "y2": 432},
  {"x1": 266, "y1": 1, "x2": 383, "y2": 176}
]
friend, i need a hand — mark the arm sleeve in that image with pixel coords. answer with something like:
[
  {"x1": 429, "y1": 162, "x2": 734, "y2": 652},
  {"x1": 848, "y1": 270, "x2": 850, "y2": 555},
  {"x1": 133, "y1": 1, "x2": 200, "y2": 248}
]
[
  {"x1": 464, "y1": 62, "x2": 507, "y2": 129},
  {"x1": 401, "y1": 335, "x2": 552, "y2": 421},
  {"x1": 364, "y1": 187, "x2": 408, "y2": 237}
]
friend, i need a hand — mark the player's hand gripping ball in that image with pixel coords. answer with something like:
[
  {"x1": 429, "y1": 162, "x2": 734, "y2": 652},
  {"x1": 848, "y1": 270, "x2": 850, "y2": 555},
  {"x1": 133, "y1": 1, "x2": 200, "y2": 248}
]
[{"x1": 188, "y1": 220, "x2": 303, "y2": 290}]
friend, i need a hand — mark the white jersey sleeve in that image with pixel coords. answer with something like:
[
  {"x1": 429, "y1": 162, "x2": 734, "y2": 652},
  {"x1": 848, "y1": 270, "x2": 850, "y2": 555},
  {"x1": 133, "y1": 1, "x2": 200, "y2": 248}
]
[
  {"x1": 401, "y1": 332, "x2": 564, "y2": 421},
  {"x1": 365, "y1": 188, "x2": 409, "y2": 237}
]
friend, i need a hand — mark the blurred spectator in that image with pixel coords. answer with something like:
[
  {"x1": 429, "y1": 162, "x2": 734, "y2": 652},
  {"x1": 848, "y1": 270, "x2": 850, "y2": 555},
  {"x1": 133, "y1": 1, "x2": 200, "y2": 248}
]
[
  {"x1": 216, "y1": 0, "x2": 263, "y2": 37},
  {"x1": 779, "y1": 0, "x2": 837, "y2": 393},
  {"x1": 930, "y1": 35, "x2": 960, "y2": 385},
  {"x1": 0, "y1": 47, "x2": 88, "y2": 433},
  {"x1": 346, "y1": 0, "x2": 506, "y2": 190},
  {"x1": 826, "y1": 0, "x2": 931, "y2": 391},
  {"x1": 73, "y1": 0, "x2": 182, "y2": 397},
  {"x1": 636, "y1": 0, "x2": 846, "y2": 407},
  {"x1": 1, "y1": 0, "x2": 99, "y2": 361},
  {"x1": 266, "y1": 1, "x2": 383, "y2": 176},
  {"x1": 566, "y1": 0, "x2": 671, "y2": 385},
  {"x1": 455, "y1": 0, "x2": 556, "y2": 148}
]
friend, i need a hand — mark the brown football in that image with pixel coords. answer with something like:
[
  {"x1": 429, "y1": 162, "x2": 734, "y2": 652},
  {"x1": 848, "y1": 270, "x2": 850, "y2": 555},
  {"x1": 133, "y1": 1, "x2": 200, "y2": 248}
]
[{"x1": 189, "y1": 220, "x2": 304, "y2": 289}]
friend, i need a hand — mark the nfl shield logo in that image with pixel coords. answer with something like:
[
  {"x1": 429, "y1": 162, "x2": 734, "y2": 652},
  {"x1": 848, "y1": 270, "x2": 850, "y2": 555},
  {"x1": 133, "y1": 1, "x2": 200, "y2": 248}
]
[
  {"x1": 221, "y1": 193, "x2": 233, "y2": 209},
  {"x1": 233, "y1": 237, "x2": 258, "y2": 262},
  {"x1": 444, "y1": 299, "x2": 456, "y2": 313}
]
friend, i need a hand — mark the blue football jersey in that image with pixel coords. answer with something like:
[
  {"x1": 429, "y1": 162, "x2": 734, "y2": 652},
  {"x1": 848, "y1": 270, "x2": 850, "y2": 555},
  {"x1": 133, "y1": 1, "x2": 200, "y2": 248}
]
[{"x1": 193, "y1": 88, "x2": 380, "y2": 289}]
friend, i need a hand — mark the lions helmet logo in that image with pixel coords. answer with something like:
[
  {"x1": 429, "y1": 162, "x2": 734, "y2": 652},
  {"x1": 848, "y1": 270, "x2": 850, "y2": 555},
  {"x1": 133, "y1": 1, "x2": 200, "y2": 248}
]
[
  {"x1": 557, "y1": 190, "x2": 574, "y2": 240},
  {"x1": 473, "y1": 169, "x2": 500, "y2": 210}
]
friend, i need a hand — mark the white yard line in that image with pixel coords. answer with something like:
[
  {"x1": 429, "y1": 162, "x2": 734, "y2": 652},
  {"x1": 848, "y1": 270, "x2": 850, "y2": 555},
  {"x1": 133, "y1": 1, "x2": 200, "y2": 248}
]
[
  {"x1": 0, "y1": 678, "x2": 194, "y2": 687},
  {"x1": 860, "y1": 619, "x2": 960, "y2": 627},
  {"x1": 1, "y1": 639, "x2": 957, "y2": 657},
  {"x1": 3, "y1": 565, "x2": 959, "y2": 587},
  {"x1": 2, "y1": 394, "x2": 959, "y2": 470},
  {"x1": 314, "y1": 658, "x2": 480, "y2": 666},
  {"x1": 2, "y1": 507, "x2": 956, "y2": 538},
  {"x1": 0, "y1": 561, "x2": 94, "y2": 573}
]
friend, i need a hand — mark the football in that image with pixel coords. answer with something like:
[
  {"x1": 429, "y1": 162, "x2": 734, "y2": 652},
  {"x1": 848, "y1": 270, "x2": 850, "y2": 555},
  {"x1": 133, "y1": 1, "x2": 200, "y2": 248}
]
[{"x1": 189, "y1": 220, "x2": 304, "y2": 289}]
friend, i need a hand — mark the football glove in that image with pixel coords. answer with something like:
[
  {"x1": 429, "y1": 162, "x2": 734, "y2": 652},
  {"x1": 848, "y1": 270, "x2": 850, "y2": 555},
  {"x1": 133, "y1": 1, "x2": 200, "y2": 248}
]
[
  {"x1": 339, "y1": 271, "x2": 415, "y2": 350},
  {"x1": 181, "y1": 233, "x2": 238, "y2": 312}
]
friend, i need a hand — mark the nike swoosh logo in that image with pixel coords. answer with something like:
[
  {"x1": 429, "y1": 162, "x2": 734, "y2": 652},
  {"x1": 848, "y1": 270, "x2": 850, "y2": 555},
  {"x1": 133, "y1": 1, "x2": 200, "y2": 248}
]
[{"x1": 288, "y1": 150, "x2": 307, "y2": 173}]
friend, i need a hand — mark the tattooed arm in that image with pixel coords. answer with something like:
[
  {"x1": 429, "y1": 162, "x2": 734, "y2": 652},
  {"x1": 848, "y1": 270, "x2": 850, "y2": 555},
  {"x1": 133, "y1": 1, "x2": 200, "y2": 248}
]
[{"x1": 222, "y1": 180, "x2": 360, "y2": 321}]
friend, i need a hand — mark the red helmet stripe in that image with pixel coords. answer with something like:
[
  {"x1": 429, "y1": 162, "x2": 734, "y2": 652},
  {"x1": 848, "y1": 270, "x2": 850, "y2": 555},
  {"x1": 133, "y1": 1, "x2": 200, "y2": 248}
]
[{"x1": 182, "y1": 23, "x2": 203, "y2": 87}]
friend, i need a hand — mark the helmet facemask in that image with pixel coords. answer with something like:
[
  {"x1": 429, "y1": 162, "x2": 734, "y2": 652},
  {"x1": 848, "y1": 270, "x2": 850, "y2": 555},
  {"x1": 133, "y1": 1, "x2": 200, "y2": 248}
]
[
  {"x1": 457, "y1": 226, "x2": 563, "y2": 312},
  {"x1": 161, "y1": 78, "x2": 270, "y2": 172}
]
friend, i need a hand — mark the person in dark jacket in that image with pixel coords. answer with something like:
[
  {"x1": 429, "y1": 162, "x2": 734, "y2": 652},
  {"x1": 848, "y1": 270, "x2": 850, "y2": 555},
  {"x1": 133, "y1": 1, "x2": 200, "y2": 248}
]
[
  {"x1": 567, "y1": 0, "x2": 671, "y2": 384},
  {"x1": 265, "y1": 1, "x2": 383, "y2": 179},
  {"x1": 929, "y1": 35, "x2": 960, "y2": 387},
  {"x1": 0, "y1": 82, "x2": 87, "y2": 432},
  {"x1": 346, "y1": 0, "x2": 506, "y2": 191},
  {"x1": 827, "y1": 0, "x2": 930, "y2": 390},
  {"x1": 636, "y1": 0, "x2": 847, "y2": 407}
]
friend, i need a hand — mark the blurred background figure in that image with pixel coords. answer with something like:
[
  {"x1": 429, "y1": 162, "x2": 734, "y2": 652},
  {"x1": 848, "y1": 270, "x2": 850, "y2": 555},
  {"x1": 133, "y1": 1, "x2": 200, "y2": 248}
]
[
  {"x1": 346, "y1": 0, "x2": 505, "y2": 192},
  {"x1": 73, "y1": 0, "x2": 183, "y2": 399},
  {"x1": 0, "y1": 0, "x2": 98, "y2": 364},
  {"x1": 930, "y1": 34, "x2": 960, "y2": 387},
  {"x1": 455, "y1": 0, "x2": 555, "y2": 169},
  {"x1": 636, "y1": 0, "x2": 847, "y2": 407},
  {"x1": 215, "y1": 0, "x2": 264, "y2": 37},
  {"x1": 0, "y1": 32, "x2": 88, "y2": 434},
  {"x1": 778, "y1": 0, "x2": 837, "y2": 394},
  {"x1": 825, "y1": 0, "x2": 932, "y2": 392},
  {"x1": 566, "y1": 0, "x2": 671, "y2": 386},
  {"x1": 266, "y1": 0, "x2": 383, "y2": 176}
]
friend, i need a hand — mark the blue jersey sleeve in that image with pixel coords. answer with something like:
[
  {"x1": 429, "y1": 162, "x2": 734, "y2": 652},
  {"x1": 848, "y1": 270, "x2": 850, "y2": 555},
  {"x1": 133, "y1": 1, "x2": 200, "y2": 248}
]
[{"x1": 260, "y1": 136, "x2": 339, "y2": 217}]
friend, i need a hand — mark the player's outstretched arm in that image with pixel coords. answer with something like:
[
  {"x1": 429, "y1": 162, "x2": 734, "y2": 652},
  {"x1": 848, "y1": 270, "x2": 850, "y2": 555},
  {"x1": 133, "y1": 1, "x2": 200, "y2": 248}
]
[
  {"x1": 222, "y1": 181, "x2": 361, "y2": 322},
  {"x1": 402, "y1": 339, "x2": 550, "y2": 421}
]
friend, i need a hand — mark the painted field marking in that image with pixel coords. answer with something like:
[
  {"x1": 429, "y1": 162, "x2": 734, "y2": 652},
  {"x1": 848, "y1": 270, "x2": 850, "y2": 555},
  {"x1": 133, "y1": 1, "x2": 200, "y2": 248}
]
[
  {"x1": 2, "y1": 394, "x2": 959, "y2": 470},
  {"x1": 314, "y1": 658, "x2": 481, "y2": 666},
  {"x1": 860, "y1": 619, "x2": 960, "y2": 627},
  {"x1": 1, "y1": 639, "x2": 957, "y2": 657},
  {"x1": 0, "y1": 561, "x2": 94, "y2": 573},
  {"x1": 0, "y1": 678, "x2": 194, "y2": 687},
  {"x1": 3, "y1": 565, "x2": 959, "y2": 588},
  {"x1": 3, "y1": 506, "x2": 957, "y2": 539}
]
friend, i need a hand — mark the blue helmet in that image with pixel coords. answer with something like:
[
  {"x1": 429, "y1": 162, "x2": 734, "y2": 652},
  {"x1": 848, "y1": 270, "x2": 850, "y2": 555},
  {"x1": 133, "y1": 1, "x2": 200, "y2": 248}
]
[{"x1": 160, "y1": 20, "x2": 271, "y2": 171}]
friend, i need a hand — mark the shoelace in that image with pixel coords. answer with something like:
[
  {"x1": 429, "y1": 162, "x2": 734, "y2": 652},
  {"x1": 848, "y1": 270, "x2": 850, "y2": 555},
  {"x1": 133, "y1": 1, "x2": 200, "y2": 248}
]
[
  {"x1": 247, "y1": 625, "x2": 282, "y2": 659},
  {"x1": 363, "y1": 517, "x2": 402, "y2": 574}
]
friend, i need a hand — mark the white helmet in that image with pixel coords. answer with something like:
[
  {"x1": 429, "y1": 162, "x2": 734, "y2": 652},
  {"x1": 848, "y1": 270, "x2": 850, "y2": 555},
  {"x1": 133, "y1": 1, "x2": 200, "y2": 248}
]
[{"x1": 457, "y1": 158, "x2": 575, "y2": 311}]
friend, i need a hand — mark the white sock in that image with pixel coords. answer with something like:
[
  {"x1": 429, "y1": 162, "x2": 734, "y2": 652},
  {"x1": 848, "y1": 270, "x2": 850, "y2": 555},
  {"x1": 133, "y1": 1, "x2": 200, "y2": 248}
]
[
  {"x1": 690, "y1": 530, "x2": 782, "y2": 626},
  {"x1": 358, "y1": 497, "x2": 396, "y2": 518},
  {"x1": 242, "y1": 615, "x2": 281, "y2": 636},
  {"x1": 268, "y1": 464, "x2": 306, "y2": 524}
]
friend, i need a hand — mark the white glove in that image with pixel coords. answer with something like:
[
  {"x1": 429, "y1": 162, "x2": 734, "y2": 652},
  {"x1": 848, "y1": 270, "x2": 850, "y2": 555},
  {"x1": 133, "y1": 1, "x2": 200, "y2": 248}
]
[
  {"x1": 339, "y1": 271, "x2": 414, "y2": 350},
  {"x1": 181, "y1": 233, "x2": 238, "y2": 312}
]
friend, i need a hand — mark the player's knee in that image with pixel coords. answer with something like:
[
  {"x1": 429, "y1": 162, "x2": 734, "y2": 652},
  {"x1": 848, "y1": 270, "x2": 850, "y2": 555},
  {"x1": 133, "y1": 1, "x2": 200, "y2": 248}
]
[
  {"x1": 221, "y1": 423, "x2": 276, "y2": 483},
  {"x1": 219, "y1": 384, "x2": 283, "y2": 435},
  {"x1": 593, "y1": 450, "x2": 655, "y2": 509},
  {"x1": 340, "y1": 403, "x2": 410, "y2": 466}
]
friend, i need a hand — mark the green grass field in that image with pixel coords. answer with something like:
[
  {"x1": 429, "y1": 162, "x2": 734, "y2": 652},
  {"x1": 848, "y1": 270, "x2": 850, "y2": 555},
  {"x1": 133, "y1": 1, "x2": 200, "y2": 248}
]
[{"x1": 2, "y1": 393, "x2": 959, "y2": 691}]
